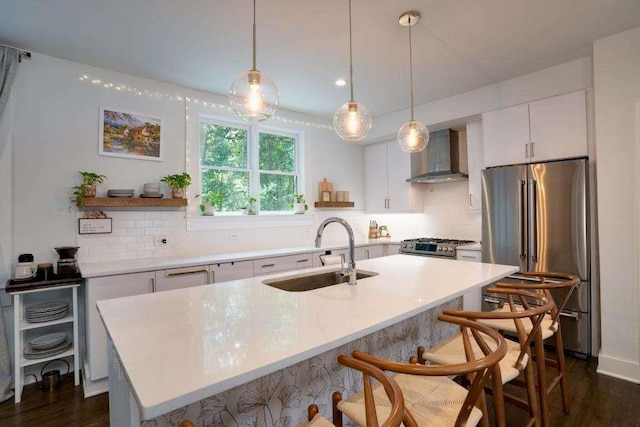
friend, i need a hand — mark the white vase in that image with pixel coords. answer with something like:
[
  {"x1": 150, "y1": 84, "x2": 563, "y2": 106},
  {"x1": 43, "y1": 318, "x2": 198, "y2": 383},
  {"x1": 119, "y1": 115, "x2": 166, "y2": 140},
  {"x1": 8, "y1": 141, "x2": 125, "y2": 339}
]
[
  {"x1": 240, "y1": 208, "x2": 249, "y2": 215},
  {"x1": 203, "y1": 203, "x2": 215, "y2": 216},
  {"x1": 293, "y1": 203, "x2": 306, "y2": 214}
]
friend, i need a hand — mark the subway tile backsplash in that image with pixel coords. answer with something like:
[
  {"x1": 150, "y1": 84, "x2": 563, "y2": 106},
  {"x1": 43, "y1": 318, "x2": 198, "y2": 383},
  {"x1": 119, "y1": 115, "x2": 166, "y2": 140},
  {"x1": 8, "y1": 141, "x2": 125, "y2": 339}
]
[{"x1": 77, "y1": 211, "x2": 187, "y2": 263}]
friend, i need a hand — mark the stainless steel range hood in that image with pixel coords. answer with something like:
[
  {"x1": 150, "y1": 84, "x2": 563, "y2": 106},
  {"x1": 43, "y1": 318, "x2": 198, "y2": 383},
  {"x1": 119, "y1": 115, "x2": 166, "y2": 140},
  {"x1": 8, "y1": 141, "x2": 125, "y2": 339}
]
[{"x1": 406, "y1": 129, "x2": 468, "y2": 183}]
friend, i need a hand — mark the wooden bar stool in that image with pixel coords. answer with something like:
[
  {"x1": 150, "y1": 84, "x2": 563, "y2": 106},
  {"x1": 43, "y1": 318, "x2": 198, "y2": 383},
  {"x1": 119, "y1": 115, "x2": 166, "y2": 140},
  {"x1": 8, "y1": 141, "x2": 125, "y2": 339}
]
[
  {"x1": 304, "y1": 355, "x2": 408, "y2": 427},
  {"x1": 335, "y1": 315, "x2": 507, "y2": 427},
  {"x1": 481, "y1": 272, "x2": 580, "y2": 423},
  {"x1": 420, "y1": 288, "x2": 553, "y2": 427}
]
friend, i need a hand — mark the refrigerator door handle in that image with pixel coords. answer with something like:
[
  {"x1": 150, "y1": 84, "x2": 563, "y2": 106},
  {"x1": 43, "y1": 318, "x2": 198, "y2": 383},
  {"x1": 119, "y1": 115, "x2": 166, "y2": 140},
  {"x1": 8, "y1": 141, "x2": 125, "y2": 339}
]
[
  {"x1": 530, "y1": 179, "x2": 538, "y2": 262},
  {"x1": 519, "y1": 180, "x2": 527, "y2": 259},
  {"x1": 559, "y1": 311, "x2": 579, "y2": 319}
]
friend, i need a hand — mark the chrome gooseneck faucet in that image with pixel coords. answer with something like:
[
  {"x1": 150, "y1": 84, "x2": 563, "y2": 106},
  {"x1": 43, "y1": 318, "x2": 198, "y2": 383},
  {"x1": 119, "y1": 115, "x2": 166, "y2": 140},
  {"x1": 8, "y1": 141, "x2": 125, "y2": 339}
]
[{"x1": 315, "y1": 217, "x2": 357, "y2": 285}]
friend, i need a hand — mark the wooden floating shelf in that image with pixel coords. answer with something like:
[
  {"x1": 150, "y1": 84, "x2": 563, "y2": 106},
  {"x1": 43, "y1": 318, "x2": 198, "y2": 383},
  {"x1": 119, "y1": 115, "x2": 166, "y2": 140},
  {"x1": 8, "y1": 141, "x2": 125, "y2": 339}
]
[
  {"x1": 81, "y1": 197, "x2": 188, "y2": 208},
  {"x1": 314, "y1": 201, "x2": 355, "y2": 208}
]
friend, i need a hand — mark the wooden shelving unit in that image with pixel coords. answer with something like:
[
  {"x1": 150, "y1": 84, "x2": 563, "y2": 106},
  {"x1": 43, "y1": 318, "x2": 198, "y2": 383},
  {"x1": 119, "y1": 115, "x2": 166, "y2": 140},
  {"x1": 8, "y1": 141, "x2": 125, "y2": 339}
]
[
  {"x1": 314, "y1": 201, "x2": 355, "y2": 208},
  {"x1": 81, "y1": 197, "x2": 187, "y2": 208}
]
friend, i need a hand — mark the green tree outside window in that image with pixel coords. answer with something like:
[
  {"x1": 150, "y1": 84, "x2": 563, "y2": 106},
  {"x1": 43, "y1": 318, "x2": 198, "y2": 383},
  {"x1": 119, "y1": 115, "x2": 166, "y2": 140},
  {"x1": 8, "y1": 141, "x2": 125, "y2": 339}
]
[{"x1": 199, "y1": 121, "x2": 299, "y2": 213}]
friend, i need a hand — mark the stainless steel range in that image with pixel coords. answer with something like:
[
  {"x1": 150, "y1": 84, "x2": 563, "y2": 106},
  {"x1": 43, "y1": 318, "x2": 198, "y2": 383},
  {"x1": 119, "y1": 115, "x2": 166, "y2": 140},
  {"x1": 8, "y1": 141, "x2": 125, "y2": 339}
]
[{"x1": 400, "y1": 238, "x2": 476, "y2": 258}]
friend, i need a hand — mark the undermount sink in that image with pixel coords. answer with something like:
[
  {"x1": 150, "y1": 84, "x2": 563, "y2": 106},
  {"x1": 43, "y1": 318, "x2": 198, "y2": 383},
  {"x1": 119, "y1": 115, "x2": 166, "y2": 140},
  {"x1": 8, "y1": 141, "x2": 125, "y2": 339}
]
[{"x1": 262, "y1": 269, "x2": 378, "y2": 292}]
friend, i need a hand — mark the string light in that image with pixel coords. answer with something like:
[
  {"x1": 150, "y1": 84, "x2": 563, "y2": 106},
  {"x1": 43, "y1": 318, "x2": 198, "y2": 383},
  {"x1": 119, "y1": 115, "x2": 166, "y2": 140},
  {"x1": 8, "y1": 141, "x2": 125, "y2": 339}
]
[{"x1": 77, "y1": 74, "x2": 332, "y2": 129}]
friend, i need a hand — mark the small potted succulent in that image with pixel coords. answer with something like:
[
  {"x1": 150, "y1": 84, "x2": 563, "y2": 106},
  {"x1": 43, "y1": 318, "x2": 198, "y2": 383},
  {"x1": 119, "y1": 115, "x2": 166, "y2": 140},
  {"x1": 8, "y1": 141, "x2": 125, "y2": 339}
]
[
  {"x1": 199, "y1": 191, "x2": 224, "y2": 216},
  {"x1": 292, "y1": 194, "x2": 308, "y2": 214},
  {"x1": 161, "y1": 173, "x2": 192, "y2": 199},
  {"x1": 71, "y1": 171, "x2": 107, "y2": 208}
]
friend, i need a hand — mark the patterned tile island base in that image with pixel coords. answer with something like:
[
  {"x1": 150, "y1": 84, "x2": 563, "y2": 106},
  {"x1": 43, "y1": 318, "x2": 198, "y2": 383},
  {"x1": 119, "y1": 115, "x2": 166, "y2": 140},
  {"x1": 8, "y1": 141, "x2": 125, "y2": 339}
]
[{"x1": 142, "y1": 297, "x2": 461, "y2": 427}]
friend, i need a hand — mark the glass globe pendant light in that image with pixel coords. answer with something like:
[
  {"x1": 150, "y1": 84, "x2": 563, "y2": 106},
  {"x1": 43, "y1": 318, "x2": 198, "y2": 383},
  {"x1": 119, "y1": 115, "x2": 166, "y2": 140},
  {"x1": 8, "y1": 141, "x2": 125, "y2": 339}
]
[
  {"x1": 229, "y1": 0, "x2": 279, "y2": 122},
  {"x1": 397, "y1": 11, "x2": 429, "y2": 153},
  {"x1": 334, "y1": 0, "x2": 372, "y2": 141}
]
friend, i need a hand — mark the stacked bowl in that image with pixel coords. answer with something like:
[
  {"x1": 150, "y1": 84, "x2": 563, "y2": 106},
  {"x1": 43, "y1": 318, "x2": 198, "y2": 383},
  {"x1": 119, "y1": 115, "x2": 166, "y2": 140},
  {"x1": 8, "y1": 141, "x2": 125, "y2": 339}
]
[{"x1": 141, "y1": 183, "x2": 163, "y2": 198}]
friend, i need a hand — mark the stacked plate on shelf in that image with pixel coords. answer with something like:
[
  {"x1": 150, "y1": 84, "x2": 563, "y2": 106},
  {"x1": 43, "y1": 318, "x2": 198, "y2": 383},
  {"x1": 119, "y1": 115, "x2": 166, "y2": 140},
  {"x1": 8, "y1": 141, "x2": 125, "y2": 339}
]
[
  {"x1": 25, "y1": 300, "x2": 70, "y2": 323},
  {"x1": 24, "y1": 332, "x2": 72, "y2": 359},
  {"x1": 140, "y1": 182, "x2": 163, "y2": 198},
  {"x1": 107, "y1": 189, "x2": 134, "y2": 198}
]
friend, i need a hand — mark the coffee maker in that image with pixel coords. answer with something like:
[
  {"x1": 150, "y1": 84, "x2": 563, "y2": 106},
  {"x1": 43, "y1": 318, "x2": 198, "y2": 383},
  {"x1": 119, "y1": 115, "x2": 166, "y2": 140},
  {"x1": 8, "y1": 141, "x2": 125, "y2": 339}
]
[{"x1": 55, "y1": 247, "x2": 80, "y2": 279}]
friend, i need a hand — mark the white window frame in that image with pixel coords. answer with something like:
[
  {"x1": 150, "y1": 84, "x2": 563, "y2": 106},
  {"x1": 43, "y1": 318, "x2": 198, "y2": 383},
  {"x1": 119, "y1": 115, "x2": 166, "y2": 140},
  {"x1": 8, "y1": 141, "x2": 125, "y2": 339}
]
[{"x1": 195, "y1": 116, "x2": 304, "y2": 216}]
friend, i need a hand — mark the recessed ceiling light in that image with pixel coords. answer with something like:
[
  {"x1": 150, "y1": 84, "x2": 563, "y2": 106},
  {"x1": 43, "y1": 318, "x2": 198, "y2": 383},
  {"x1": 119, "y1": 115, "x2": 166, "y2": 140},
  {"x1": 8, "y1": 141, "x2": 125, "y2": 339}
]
[{"x1": 335, "y1": 79, "x2": 347, "y2": 87}]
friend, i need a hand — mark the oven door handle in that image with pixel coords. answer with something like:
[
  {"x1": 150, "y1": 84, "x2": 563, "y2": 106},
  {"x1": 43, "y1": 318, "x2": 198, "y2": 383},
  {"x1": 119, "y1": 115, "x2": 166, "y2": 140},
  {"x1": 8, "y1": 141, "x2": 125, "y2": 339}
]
[{"x1": 483, "y1": 297, "x2": 503, "y2": 305}]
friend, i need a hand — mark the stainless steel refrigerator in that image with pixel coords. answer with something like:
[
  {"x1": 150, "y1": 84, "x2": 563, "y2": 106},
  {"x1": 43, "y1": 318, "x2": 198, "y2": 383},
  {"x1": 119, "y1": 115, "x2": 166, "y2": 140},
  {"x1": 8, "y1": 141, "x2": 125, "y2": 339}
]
[{"x1": 481, "y1": 158, "x2": 591, "y2": 355}]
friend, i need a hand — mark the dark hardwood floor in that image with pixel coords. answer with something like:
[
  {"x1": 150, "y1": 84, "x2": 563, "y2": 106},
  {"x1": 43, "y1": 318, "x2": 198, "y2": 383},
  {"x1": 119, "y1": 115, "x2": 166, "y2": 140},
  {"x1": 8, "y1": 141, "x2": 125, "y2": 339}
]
[
  {"x1": 0, "y1": 375, "x2": 108, "y2": 427},
  {"x1": 0, "y1": 356, "x2": 638, "y2": 426}
]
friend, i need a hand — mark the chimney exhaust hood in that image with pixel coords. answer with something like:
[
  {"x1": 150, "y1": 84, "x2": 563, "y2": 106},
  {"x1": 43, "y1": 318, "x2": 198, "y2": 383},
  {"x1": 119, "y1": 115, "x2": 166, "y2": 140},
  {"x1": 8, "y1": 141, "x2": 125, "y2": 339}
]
[{"x1": 406, "y1": 129, "x2": 468, "y2": 183}]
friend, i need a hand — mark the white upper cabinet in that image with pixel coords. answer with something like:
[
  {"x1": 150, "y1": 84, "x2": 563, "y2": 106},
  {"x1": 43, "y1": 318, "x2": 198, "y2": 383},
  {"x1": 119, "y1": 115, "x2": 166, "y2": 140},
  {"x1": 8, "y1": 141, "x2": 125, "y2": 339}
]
[
  {"x1": 482, "y1": 103, "x2": 530, "y2": 167},
  {"x1": 482, "y1": 90, "x2": 588, "y2": 168},
  {"x1": 364, "y1": 143, "x2": 388, "y2": 212},
  {"x1": 466, "y1": 121, "x2": 484, "y2": 212},
  {"x1": 364, "y1": 141, "x2": 422, "y2": 212},
  {"x1": 528, "y1": 90, "x2": 588, "y2": 162}
]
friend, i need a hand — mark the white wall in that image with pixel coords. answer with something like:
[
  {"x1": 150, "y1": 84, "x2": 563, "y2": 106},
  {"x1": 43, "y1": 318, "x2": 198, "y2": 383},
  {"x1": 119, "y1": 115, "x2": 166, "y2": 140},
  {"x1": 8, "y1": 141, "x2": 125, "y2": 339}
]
[
  {"x1": 593, "y1": 26, "x2": 640, "y2": 383},
  {"x1": 5, "y1": 53, "x2": 374, "y2": 266}
]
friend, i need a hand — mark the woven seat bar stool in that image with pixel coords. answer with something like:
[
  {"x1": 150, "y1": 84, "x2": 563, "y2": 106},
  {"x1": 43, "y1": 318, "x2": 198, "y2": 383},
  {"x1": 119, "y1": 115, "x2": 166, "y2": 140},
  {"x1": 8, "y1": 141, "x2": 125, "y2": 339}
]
[
  {"x1": 480, "y1": 272, "x2": 580, "y2": 425},
  {"x1": 420, "y1": 288, "x2": 553, "y2": 427},
  {"x1": 304, "y1": 355, "x2": 408, "y2": 427},
  {"x1": 338, "y1": 315, "x2": 507, "y2": 427}
]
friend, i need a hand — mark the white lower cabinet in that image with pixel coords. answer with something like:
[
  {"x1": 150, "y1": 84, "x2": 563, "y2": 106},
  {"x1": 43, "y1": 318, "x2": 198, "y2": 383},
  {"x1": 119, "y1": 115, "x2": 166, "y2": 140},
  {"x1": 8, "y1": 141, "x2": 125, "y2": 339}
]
[
  {"x1": 456, "y1": 249, "x2": 483, "y2": 311},
  {"x1": 210, "y1": 261, "x2": 254, "y2": 282},
  {"x1": 253, "y1": 253, "x2": 313, "y2": 276},
  {"x1": 384, "y1": 244, "x2": 401, "y2": 256},
  {"x1": 85, "y1": 272, "x2": 154, "y2": 384},
  {"x1": 154, "y1": 265, "x2": 210, "y2": 292},
  {"x1": 355, "y1": 245, "x2": 384, "y2": 260}
]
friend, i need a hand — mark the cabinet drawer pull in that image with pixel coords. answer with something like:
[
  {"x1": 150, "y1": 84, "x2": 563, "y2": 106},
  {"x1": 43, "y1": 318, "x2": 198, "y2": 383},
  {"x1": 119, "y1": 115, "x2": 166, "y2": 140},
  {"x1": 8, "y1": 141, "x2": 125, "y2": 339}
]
[
  {"x1": 261, "y1": 263, "x2": 275, "y2": 268},
  {"x1": 461, "y1": 255, "x2": 476, "y2": 260},
  {"x1": 165, "y1": 268, "x2": 207, "y2": 277},
  {"x1": 151, "y1": 278, "x2": 156, "y2": 292},
  {"x1": 296, "y1": 259, "x2": 309, "y2": 263}
]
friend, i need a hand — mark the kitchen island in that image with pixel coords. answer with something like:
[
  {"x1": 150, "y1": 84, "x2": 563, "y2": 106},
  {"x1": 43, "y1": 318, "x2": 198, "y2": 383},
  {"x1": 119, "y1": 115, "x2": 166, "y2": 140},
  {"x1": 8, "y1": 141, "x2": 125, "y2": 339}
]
[{"x1": 98, "y1": 254, "x2": 517, "y2": 426}]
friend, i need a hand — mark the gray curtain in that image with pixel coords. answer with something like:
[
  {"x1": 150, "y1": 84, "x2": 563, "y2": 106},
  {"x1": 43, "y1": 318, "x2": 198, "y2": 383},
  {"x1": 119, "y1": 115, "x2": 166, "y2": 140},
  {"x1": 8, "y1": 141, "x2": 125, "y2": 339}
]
[
  {"x1": 0, "y1": 47, "x2": 19, "y2": 124},
  {"x1": 0, "y1": 45, "x2": 18, "y2": 403}
]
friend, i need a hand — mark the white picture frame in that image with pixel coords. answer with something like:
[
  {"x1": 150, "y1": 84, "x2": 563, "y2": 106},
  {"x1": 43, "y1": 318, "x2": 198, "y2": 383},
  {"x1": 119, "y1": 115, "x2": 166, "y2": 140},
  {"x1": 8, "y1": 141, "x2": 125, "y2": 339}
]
[{"x1": 99, "y1": 107, "x2": 163, "y2": 161}]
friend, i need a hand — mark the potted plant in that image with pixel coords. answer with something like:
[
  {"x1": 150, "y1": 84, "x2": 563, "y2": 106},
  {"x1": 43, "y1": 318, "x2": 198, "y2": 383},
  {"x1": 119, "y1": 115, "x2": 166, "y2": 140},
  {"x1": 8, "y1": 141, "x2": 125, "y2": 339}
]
[
  {"x1": 199, "y1": 191, "x2": 224, "y2": 216},
  {"x1": 79, "y1": 171, "x2": 107, "y2": 198},
  {"x1": 70, "y1": 171, "x2": 107, "y2": 208},
  {"x1": 161, "y1": 173, "x2": 191, "y2": 199},
  {"x1": 242, "y1": 196, "x2": 257, "y2": 215},
  {"x1": 292, "y1": 194, "x2": 308, "y2": 214}
]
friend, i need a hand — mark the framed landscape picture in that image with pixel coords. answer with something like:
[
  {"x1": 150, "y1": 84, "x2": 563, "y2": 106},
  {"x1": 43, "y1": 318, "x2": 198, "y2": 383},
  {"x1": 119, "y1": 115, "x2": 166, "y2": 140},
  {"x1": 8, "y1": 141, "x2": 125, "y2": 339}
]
[{"x1": 99, "y1": 107, "x2": 163, "y2": 161}]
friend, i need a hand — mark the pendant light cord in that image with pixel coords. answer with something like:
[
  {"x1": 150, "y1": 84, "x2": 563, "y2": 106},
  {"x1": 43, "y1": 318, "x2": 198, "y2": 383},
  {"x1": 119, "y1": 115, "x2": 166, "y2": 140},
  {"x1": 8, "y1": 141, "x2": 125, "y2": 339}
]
[
  {"x1": 348, "y1": 0, "x2": 355, "y2": 102},
  {"x1": 252, "y1": 0, "x2": 257, "y2": 71},
  {"x1": 408, "y1": 14, "x2": 415, "y2": 121}
]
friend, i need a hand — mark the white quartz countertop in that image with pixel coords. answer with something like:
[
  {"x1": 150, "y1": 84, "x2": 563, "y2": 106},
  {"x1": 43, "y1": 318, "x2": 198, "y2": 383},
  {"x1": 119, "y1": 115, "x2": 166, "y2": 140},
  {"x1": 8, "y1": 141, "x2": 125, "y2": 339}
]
[
  {"x1": 80, "y1": 240, "x2": 398, "y2": 278},
  {"x1": 98, "y1": 254, "x2": 517, "y2": 420}
]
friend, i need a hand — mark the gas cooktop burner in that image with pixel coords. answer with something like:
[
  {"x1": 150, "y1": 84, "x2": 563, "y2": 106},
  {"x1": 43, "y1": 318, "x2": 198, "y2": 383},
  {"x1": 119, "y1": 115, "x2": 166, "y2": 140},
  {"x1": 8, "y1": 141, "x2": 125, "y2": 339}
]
[{"x1": 400, "y1": 238, "x2": 476, "y2": 258}]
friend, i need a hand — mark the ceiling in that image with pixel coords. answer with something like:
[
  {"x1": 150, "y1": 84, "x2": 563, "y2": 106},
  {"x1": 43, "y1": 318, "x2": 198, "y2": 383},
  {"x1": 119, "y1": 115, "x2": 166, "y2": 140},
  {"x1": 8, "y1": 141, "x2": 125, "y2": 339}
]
[{"x1": 1, "y1": 0, "x2": 639, "y2": 119}]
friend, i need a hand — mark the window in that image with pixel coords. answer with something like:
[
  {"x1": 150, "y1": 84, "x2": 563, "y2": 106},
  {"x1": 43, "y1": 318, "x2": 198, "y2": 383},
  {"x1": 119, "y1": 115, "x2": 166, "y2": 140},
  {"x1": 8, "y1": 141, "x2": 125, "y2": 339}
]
[{"x1": 199, "y1": 119, "x2": 300, "y2": 213}]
